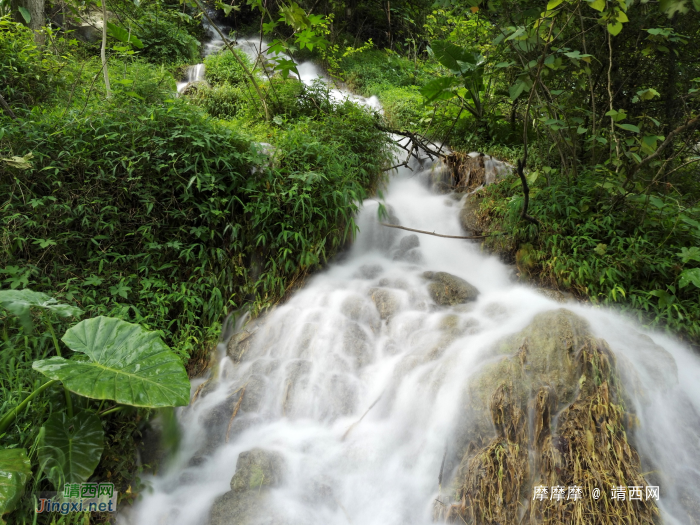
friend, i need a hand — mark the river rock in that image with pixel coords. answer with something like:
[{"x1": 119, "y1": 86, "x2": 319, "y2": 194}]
[
  {"x1": 370, "y1": 288, "x2": 400, "y2": 319},
  {"x1": 423, "y1": 271, "x2": 479, "y2": 305},
  {"x1": 458, "y1": 194, "x2": 482, "y2": 234},
  {"x1": 227, "y1": 328, "x2": 256, "y2": 363},
  {"x1": 208, "y1": 448, "x2": 286, "y2": 525},
  {"x1": 342, "y1": 322, "x2": 372, "y2": 368},
  {"x1": 448, "y1": 309, "x2": 659, "y2": 525}
]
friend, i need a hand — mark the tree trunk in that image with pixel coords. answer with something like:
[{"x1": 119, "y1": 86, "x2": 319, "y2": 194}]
[
  {"x1": 101, "y1": 0, "x2": 112, "y2": 98},
  {"x1": 11, "y1": 0, "x2": 45, "y2": 44}
]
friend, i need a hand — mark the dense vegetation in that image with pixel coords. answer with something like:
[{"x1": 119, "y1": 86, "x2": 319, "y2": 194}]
[{"x1": 0, "y1": 0, "x2": 698, "y2": 522}]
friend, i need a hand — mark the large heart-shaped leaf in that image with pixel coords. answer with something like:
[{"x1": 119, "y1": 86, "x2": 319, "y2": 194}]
[
  {"x1": 39, "y1": 411, "x2": 104, "y2": 489},
  {"x1": 431, "y1": 40, "x2": 476, "y2": 72},
  {"x1": 33, "y1": 316, "x2": 190, "y2": 407},
  {"x1": 0, "y1": 448, "x2": 32, "y2": 523},
  {"x1": 420, "y1": 77, "x2": 459, "y2": 103},
  {"x1": 0, "y1": 289, "x2": 83, "y2": 333}
]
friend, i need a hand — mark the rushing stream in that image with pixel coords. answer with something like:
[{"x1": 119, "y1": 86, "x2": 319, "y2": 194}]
[{"x1": 123, "y1": 32, "x2": 700, "y2": 525}]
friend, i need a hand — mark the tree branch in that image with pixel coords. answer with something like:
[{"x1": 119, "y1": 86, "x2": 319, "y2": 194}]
[{"x1": 380, "y1": 223, "x2": 495, "y2": 240}]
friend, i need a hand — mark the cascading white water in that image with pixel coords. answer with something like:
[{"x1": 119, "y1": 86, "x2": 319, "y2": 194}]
[
  {"x1": 177, "y1": 64, "x2": 206, "y2": 93},
  {"x1": 126, "y1": 58, "x2": 700, "y2": 525}
]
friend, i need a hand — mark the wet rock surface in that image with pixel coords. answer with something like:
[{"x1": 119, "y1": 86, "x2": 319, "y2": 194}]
[
  {"x1": 208, "y1": 449, "x2": 286, "y2": 525},
  {"x1": 443, "y1": 309, "x2": 662, "y2": 525},
  {"x1": 423, "y1": 271, "x2": 479, "y2": 305},
  {"x1": 370, "y1": 288, "x2": 400, "y2": 320},
  {"x1": 458, "y1": 194, "x2": 482, "y2": 234}
]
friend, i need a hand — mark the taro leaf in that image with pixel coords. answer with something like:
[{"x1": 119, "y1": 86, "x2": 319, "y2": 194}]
[
  {"x1": 0, "y1": 289, "x2": 83, "y2": 333},
  {"x1": 0, "y1": 448, "x2": 31, "y2": 522},
  {"x1": 431, "y1": 40, "x2": 476, "y2": 73},
  {"x1": 679, "y1": 268, "x2": 700, "y2": 289},
  {"x1": 38, "y1": 411, "x2": 104, "y2": 488},
  {"x1": 33, "y1": 316, "x2": 190, "y2": 407},
  {"x1": 106, "y1": 22, "x2": 144, "y2": 48},
  {"x1": 420, "y1": 76, "x2": 459, "y2": 103}
]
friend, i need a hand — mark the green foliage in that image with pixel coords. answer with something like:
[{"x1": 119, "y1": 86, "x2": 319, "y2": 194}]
[
  {"x1": 35, "y1": 316, "x2": 191, "y2": 408},
  {"x1": 340, "y1": 49, "x2": 429, "y2": 96},
  {"x1": 39, "y1": 410, "x2": 104, "y2": 487},
  {"x1": 204, "y1": 49, "x2": 252, "y2": 86},
  {"x1": 0, "y1": 289, "x2": 82, "y2": 333},
  {"x1": 137, "y1": 14, "x2": 200, "y2": 64},
  {"x1": 0, "y1": 16, "x2": 62, "y2": 109},
  {"x1": 0, "y1": 448, "x2": 31, "y2": 522},
  {"x1": 478, "y1": 174, "x2": 700, "y2": 341}
]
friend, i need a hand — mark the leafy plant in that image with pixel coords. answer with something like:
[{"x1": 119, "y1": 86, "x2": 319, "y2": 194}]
[
  {"x1": 0, "y1": 292, "x2": 191, "y2": 500},
  {"x1": 0, "y1": 448, "x2": 31, "y2": 524},
  {"x1": 34, "y1": 316, "x2": 191, "y2": 408}
]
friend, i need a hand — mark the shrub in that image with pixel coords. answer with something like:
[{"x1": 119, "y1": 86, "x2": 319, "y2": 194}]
[
  {"x1": 137, "y1": 15, "x2": 200, "y2": 64},
  {"x1": 204, "y1": 48, "x2": 252, "y2": 86},
  {"x1": 0, "y1": 16, "x2": 62, "y2": 109}
]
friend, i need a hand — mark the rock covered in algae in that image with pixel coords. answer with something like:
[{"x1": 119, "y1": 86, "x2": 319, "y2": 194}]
[
  {"x1": 423, "y1": 271, "x2": 479, "y2": 306},
  {"x1": 440, "y1": 308, "x2": 664, "y2": 525},
  {"x1": 208, "y1": 448, "x2": 286, "y2": 525}
]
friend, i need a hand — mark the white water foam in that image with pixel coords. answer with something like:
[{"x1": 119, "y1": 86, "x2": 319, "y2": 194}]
[{"x1": 128, "y1": 56, "x2": 700, "y2": 525}]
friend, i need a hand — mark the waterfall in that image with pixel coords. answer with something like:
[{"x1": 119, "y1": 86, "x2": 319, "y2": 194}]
[{"x1": 125, "y1": 59, "x2": 700, "y2": 525}]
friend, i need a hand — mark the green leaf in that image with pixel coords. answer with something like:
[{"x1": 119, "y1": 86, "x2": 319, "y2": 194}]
[
  {"x1": 637, "y1": 88, "x2": 660, "y2": 101},
  {"x1": 420, "y1": 76, "x2": 459, "y2": 103},
  {"x1": 546, "y1": 0, "x2": 565, "y2": 10},
  {"x1": 0, "y1": 449, "x2": 31, "y2": 520},
  {"x1": 607, "y1": 21, "x2": 623, "y2": 36},
  {"x1": 509, "y1": 80, "x2": 527, "y2": 101},
  {"x1": 577, "y1": 126, "x2": 588, "y2": 134},
  {"x1": 679, "y1": 268, "x2": 700, "y2": 289},
  {"x1": 431, "y1": 40, "x2": 476, "y2": 72},
  {"x1": 0, "y1": 289, "x2": 83, "y2": 333},
  {"x1": 677, "y1": 247, "x2": 700, "y2": 263},
  {"x1": 17, "y1": 6, "x2": 30, "y2": 23},
  {"x1": 587, "y1": 0, "x2": 605, "y2": 11},
  {"x1": 33, "y1": 316, "x2": 190, "y2": 407},
  {"x1": 616, "y1": 123, "x2": 640, "y2": 133},
  {"x1": 39, "y1": 411, "x2": 104, "y2": 488},
  {"x1": 106, "y1": 22, "x2": 144, "y2": 49}
]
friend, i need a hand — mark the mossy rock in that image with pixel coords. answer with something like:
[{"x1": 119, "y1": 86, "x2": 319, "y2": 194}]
[
  {"x1": 447, "y1": 308, "x2": 662, "y2": 525},
  {"x1": 423, "y1": 271, "x2": 479, "y2": 306}
]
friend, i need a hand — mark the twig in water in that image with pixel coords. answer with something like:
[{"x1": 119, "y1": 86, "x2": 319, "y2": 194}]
[
  {"x1": 380, "y1": 223, "x2": 496, "y2": 240},
  {"x1": 341, "y1": 392, "x2": 384, "y2": 441},
  {"x1": 225, "y1": 384, "x2": 247, "y2": 442}
]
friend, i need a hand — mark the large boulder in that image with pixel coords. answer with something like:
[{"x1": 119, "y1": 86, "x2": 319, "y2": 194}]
[
  {"x1": 443, "y1": 309, "x2": 662, "y2": 525},
  {"x1": 458, "y1": 194, "x2": 482, "y2": 234},
  {"x1": 208, "y1": 449, "x2": 286, "y2": 525},
  {"x1": 423, "y1": 271, "x2": 479, "y2": 306}
]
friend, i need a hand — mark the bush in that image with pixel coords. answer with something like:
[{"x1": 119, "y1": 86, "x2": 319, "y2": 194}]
[
  {"x1": 340, "y1": 49, "x2": 429, "y2": 96},
  {"x1": 137, "y1": 15, "x2": 200, "y2": 64},
  {"x1": 0, "y1": 16, "x2": 62, "y2": 109},
  {"x1": 204, "y1": 48, "x2": 252, "y2": 86},
  {"x1": 187, "y1": 82, "x2": 247, "y2": 118},
  {"x1": 477, "y1": 174, "x2": 700, "y2": 342}
]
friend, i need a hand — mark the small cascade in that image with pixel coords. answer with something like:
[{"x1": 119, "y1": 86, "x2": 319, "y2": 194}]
[
  {"x1": 130, "y1": 37, "x2": 700, "y2": 525},
  {"x1": 177, "y1": 63, "x2": 206, "y2": 93}
]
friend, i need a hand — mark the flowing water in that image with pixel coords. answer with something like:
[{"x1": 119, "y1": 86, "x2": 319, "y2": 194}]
[{"x1": 128, "y1": 50, "x2": 700, "y2": 525}]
